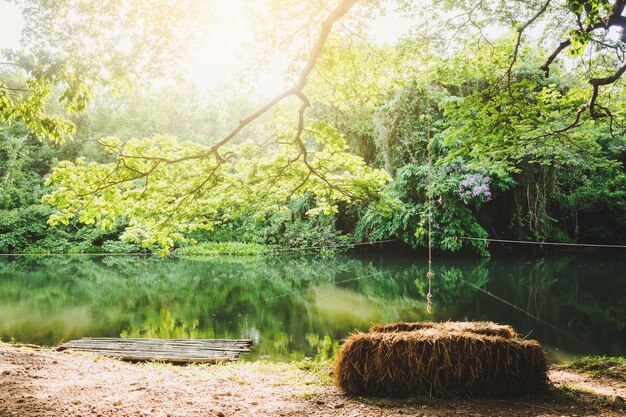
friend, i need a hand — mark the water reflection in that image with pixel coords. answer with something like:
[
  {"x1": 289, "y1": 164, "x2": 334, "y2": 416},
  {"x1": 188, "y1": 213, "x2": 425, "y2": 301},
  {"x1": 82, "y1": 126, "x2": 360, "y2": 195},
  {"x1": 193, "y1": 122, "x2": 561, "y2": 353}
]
[{"x1": 0, "y1": 253, "x2": 624, "y2": 360}]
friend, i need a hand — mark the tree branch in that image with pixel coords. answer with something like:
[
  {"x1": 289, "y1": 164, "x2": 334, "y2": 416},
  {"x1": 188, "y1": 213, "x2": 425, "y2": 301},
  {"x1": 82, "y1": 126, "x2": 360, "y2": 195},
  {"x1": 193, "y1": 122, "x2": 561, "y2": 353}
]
[
  {"x1": 539, "y1": 0, "x2": 626, "y2": 118},
  {"x1": 506, "y1": 0, "x2": 551, "y2": 88},
  {"x1": 541, "y1": 0, "x2": 626, "y2": 76},
  {"x1": 205, "y1": 0, "x2": 359, "y2": 159},
  {"x1": 588, "y1": 59, "x2": 626, "y2": 117},
  {"x1": 92, "y1": 0, "x2": 359, "y2": 173},
  {"x1": 540, "y1": 40, "x2": 570, "y2": 77},
  {"x1": 81, "y1": 0, "x2": 361, "y2": 209}
]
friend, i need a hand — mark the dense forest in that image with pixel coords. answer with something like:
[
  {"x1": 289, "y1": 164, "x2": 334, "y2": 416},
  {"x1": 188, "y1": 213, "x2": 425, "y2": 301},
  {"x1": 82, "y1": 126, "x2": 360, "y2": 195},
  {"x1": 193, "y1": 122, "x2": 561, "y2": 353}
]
[{"x1": 1, "y1": 0, "x2": 626, "y2": 256}]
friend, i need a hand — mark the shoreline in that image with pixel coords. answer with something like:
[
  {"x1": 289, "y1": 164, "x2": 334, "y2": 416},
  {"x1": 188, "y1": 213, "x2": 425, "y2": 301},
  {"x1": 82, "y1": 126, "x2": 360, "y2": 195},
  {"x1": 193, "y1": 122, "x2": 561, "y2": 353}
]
[{"x1": 1, "y1": 343, "x2": 624, "y2": 416}]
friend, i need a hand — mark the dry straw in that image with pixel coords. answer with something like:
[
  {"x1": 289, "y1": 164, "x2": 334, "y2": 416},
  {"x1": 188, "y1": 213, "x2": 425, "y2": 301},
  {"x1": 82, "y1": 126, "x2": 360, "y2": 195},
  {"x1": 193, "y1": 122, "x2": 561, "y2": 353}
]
[
  {"x1": 370, "y1": 321, "x2": 517, "y2": 339},
  {"x1": 335, "y1": 321, "x2": 548, "y2": 397}
]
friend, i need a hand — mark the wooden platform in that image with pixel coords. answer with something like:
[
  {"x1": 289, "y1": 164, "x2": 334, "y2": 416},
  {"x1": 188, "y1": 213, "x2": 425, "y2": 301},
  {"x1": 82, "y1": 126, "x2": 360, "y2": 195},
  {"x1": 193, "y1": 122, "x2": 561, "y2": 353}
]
[{"x1": 57, "y1": 337, "x2": 253, "y2": 363}]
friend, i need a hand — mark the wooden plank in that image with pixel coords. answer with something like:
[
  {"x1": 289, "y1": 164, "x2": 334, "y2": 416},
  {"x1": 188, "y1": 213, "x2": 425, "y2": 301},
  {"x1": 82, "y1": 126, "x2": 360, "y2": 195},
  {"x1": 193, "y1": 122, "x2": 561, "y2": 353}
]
[
  {"x1": 70, "y1": 338, "x2": 251, "y2": 345},
  {"x1": 62, "y1": 345, "x2": 243, "y2": 352},
  {"x1": 57, "y1": 337, "x2": 252, "y2": 363},
  {"x1": 74, "y1": 352, "x2": 234, "y2": 360},
  {"x1": 72, "y1": 338, "x2": 249, "y2": 342},
  {"x1": 66, "y1": 340, "x2": 251, "y2": 349},
  {"x1": 63, "y1": 346, "x2": 239, "y2": 356},
  {"x1": 82, "y1": 337, "x2": 253, "y2": 344},
  {"x1": 61, "y1": 337, "x2": 252, "y2": 347},
  {"x1": 61, "y1": 345, "x2": 250, "y2": 353},
  {"x1": 81, "y1": 339, "x2": 252, "y2": 345},
  {"x1": 61, "y1": 341, "x2": 251, "y2": 353}
]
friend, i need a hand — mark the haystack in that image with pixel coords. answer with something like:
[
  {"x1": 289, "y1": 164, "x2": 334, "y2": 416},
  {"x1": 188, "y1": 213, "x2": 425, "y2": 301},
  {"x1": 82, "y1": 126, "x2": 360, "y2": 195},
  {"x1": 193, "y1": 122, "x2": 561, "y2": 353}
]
[
  {"x1": 370, "y1": 321, "x2": 517, "y2": 339},
  {"x1": 334, "y1": 322, "x2": 547, "y2": 397}
]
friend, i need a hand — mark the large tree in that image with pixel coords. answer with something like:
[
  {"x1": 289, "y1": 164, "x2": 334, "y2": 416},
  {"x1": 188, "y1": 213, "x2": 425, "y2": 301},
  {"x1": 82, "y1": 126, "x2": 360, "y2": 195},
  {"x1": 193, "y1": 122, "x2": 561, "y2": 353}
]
[{"x1": 3, "y1": 0, "x2": 626, "y2": 251}]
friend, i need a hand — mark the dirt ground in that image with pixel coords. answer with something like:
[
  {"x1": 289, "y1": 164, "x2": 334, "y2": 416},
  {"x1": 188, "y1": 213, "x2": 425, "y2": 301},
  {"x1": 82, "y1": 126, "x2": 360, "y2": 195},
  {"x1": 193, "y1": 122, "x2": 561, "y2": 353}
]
[{"x1": 0, "y1": 343, "x2": 624, "y2": 417}]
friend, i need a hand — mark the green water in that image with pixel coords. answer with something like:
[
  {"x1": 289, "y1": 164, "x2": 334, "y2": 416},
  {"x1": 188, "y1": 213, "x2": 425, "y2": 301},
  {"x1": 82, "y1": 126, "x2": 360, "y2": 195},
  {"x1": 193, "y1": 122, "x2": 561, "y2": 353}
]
[{"x1": 0, "y1": 253, "x2": 624, "y2": 361}]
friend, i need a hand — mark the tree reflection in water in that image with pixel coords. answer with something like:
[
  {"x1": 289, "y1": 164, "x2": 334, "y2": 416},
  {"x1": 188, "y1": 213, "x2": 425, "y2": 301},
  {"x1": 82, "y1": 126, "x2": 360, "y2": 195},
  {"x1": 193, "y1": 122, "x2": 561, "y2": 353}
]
[{"x1": 0, "y1": 253, "x2": 624, "y2": 359}]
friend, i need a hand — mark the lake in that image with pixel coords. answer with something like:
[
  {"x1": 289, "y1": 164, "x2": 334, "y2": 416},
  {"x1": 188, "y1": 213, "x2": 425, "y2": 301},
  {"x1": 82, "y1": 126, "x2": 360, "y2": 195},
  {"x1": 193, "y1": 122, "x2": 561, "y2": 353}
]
[{"x1": 1, "y1": 252, "x2": 624, "y2": 361}]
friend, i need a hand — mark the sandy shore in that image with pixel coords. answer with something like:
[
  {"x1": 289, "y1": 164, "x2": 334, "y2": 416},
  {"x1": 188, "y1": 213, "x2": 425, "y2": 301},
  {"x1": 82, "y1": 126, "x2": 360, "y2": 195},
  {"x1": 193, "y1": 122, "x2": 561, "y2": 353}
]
[{"x1": 0, "y1": 343, "x2": 624, "y2": 416}]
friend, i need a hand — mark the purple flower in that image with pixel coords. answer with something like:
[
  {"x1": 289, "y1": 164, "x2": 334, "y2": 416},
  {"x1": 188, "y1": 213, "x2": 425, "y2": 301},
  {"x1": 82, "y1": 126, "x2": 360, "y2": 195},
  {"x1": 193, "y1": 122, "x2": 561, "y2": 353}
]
[{"x1": 458, "y1": 170, "x2": 491, "y2": 204}]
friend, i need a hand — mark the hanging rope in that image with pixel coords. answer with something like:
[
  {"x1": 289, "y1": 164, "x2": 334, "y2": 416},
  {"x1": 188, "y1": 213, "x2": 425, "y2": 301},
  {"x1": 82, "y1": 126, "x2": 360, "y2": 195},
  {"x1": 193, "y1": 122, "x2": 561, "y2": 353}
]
[{"x1": 424, "y1": 0, "x2": 434, "y2": 314}]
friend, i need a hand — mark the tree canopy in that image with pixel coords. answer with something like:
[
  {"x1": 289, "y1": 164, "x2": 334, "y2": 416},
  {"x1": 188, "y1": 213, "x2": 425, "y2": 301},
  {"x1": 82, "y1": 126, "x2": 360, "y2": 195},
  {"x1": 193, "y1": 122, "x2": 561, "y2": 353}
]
[{"x1": 1, "y1": 0, "x2": 625, "y2": 254}]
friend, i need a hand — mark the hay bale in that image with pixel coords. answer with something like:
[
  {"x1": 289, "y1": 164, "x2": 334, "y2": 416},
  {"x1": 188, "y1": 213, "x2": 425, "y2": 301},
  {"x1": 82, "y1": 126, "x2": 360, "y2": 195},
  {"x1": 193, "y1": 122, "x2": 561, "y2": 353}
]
[
  {"x1": 370, "y1": 321, "x2": 517, "y2": 339},
  {"x1": 335, "y1": 322, "x2": 547, "y2": 397}
]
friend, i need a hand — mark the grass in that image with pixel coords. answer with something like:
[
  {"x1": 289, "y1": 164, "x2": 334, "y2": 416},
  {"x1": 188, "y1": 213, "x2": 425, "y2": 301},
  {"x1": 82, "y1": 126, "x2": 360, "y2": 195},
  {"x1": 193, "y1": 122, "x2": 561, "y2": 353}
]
[
  {"x1": 294, "y1": 358, "x2": 334, "y2": 385},
  {"x1": 561, "y1": 356, "x2": 626, "y2": 381},
  {"x1": 157, "y1": 358, "x2": 333, "y2": 390},
  {"x1": 552, "y1": 384, "x2": 584, "y2": 404},
  {"x1": 552, "y1": 384, "x2": 625, "y2": 410}
]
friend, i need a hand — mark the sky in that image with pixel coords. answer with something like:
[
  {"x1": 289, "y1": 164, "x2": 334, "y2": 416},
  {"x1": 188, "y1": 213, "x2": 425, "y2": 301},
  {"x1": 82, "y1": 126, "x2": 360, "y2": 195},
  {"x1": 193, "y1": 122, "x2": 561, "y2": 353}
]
[{"x1": 0, "y1": 1, "x2": 414, "y2": 97}]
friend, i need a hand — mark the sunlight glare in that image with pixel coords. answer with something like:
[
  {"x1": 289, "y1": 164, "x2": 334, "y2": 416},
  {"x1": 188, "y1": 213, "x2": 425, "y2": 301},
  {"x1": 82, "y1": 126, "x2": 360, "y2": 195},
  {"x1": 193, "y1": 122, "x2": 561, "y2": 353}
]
[
  {"x1": 0, "y1": 0, "x2": 417, "y2": 99},
  {"x1": 186, "y1": 0, "x2": 290, "y2": 98},
  {"x1": 0, "y1": 1, "x2": 23, "y2": 49}
]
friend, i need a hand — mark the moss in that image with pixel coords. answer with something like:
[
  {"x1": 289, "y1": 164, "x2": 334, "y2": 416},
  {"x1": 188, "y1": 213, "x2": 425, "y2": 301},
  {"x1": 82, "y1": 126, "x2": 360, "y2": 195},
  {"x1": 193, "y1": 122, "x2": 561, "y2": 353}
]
[
  {"x1": 552, "y1": 384, "x2": 584, "y2": 404},
  {"x1": 562, "y1": 356, "x2": 626, "y2": 381}
]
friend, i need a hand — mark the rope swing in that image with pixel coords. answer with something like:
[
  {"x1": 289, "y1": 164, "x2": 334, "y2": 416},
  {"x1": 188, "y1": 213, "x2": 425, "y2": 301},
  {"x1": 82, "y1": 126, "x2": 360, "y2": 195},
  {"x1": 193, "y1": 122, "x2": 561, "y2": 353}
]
[{"x1": 424, "y1": 0, "x2": 434, "y2": 314}]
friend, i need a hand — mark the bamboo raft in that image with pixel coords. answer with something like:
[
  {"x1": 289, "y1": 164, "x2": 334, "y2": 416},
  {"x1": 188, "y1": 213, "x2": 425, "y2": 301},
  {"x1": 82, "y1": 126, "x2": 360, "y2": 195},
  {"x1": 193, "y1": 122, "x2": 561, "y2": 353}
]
[{"x1": 57, "y1": 337, "x2": 253, "y2": 363}]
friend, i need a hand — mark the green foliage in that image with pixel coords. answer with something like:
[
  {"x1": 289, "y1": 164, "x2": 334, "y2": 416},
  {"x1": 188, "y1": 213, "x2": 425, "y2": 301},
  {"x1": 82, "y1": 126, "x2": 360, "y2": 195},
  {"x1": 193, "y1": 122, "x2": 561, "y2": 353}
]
[
  {"x1": 573, "y1": 170, "x2": 626, "y2": 243},
  {"x1": 562, "y1": 356, "x2": 626, "y2": 381},
  {"x1": 0, "y1": 124, "x2": 139, "y2": 254},
  {"x1": 0, "y1": 126, "x2": 58, "y2": 252},
  {"x1": 260, "y1": 194, "x2": 349, "y2": 251},
  {"x1": 43, "y1": 122, "x2": 389, "y2": 253},
  {"x1": 0, "y1": 204, "x2": 51, "y2": 253},
  {"x1": 0, "y1": 52, "x2": 85, "y2": 142},
  {"x1": 16, "y1": 0, "x2": 210, "y2": 84},
  {"x1": 566, "y1": 0, "x2": 612, "y2": 56},
  {"x1": 176, "y1": 242, "x2": 271, "y2": 256},
  {"x1": 99, "y1": 239, "x2": 143, "y2": 254},
  {"x1": 566, "y1": 0, "x2": 612, "y2": 18},
  {"x1": 79, "y1": 81, "x2": 262, "y2": 146},
  {"x1": 3, "y1": 1, "x2": 626, "y2": 256},
  {"x1": 431, "y1": 38, "x2": 626, "y2": 244},
  {"x1": 439, "y1": 41, "x2": 610, "y2": 175},
  {"x1": 373, "y1": 79, "x2": 447, "y2": 175},
  {"x1": 181, "y1": 193, "x2": 350, "y2": 253},
  {"x1": 307, "y1": 37, "x2": 403, "y2": 163},
  {"x1": 1, "y1": 0, "x2": 213, "y2": 145},
  {"x1": 356, "y1": 162, "x2": 490, "y2": 255}
]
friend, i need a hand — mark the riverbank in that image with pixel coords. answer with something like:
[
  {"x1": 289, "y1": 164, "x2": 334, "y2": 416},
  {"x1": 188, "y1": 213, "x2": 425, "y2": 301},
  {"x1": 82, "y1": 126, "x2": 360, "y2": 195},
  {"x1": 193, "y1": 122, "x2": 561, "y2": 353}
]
[{"x1": 1, "y1": 343, "x2": 624, "y2": 417}]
